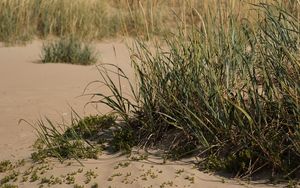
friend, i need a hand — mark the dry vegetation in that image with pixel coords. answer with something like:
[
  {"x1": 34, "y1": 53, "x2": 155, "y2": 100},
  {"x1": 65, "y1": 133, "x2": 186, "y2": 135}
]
[{"x1": 0, "y1": 0, "x2": 298, "y2": 43}]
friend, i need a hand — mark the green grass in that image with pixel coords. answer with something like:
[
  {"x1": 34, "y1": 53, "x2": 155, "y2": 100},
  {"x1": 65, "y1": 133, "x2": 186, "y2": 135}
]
[
  {"x1": 87, "y1": 2, "x2": 300, "y2": 178},
  {"x1": 22, "y1": 0, "x2": 300, "y2": 182},
  {"x1": 41, "y1": 37, "x2": 97, "y2": 65},
  {"x1": 20, "y1": 113, "x2": 108, "y2": 163}
]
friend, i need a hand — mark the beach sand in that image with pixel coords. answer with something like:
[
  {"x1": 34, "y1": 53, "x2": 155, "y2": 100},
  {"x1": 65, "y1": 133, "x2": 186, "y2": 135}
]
[{"x1": 0, "y1": 40, "x2": 277, "y2": 188}]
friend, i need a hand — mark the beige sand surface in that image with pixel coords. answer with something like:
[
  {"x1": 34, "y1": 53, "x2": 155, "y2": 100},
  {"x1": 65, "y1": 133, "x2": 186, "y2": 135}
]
[{"x1": 0, "y1": 40, "x2": 278, "y2": 187}]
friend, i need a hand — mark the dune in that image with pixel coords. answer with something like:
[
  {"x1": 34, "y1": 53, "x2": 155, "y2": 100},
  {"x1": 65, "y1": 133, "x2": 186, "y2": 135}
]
[{"x1": 0, "y1": 40, "x2": 277, "y2": 188}]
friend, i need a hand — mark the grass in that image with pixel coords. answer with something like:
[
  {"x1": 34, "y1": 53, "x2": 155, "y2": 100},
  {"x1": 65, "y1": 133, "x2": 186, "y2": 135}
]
[
  {"x1": 1, "y1": 0, "x2": 298, "y2": 44},
  {"x1": 20, "y1": 113, "x2": 108, "y2": 163},
  {"x1": 0, "y1": 0, "x2": 166, "y2": 43},
  {"x1": 41, "y1": 37, "x2": 97, "y2": 65},
  {"x1": 85, "y1": 1, "x2": 300, "y2": 179},
  {"x1": 16, "y1": 0, "x2": 300, "y2": 183}
]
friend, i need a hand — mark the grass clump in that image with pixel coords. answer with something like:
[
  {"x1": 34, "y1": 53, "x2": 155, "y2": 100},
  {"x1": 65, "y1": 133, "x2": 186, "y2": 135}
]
[
  {"x1": 21, "y1": 114, "x2": 110, "y2": 163},
  {"x1": 41, "y1": 37, "x2": 97, "y2": 65},
  {"x1": 87, "y1": 2, "x2": 300, "y2": 179}
]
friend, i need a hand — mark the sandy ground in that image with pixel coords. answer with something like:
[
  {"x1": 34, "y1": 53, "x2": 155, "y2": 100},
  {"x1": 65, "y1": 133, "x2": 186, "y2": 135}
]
[{"x1": 0, "y1": 40, "x2": 278, "y2": 187}]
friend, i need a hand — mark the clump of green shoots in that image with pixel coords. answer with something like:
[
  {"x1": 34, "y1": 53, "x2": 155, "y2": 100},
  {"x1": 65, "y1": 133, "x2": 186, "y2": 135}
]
[
  {"x1": 41, "y1": 37, "x2": 97, "y2": 65},
  {"x1": 20, "y1": 113, "x2": 111, "y2": 163},
  {"x1": 89, "y1": 2, "x2": 300, "y2": 178}
]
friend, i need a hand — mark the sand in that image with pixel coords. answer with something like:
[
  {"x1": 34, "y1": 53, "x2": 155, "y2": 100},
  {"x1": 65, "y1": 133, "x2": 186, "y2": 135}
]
[{"x1": 0, "y1": 40, "x2": 278, "y2": 187}]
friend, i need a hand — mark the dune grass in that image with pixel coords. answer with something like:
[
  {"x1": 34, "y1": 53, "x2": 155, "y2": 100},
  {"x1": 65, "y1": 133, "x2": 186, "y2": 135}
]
[
  {"x1": 85, "y1": 1, "x2": 300, "y2": 178},
  {"x1": 0, "y1": 0, "x2": 166, "y2": 43},
  {"x1": 19, "y1": 0, "x2": 300, "y2": 181},
  {"x1": 41, "y1": 37, "x2": 97, "y2": 65},
  {"x1": 1, "y1": 0, "x2": 298, "y2": 44},
  {"x1": 21, "y1": 113, "x2": 113, "y2": 163}
]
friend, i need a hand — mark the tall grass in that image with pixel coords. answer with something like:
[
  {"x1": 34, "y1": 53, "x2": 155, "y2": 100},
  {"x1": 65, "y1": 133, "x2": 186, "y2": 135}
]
[
  {"x1": 89, "y1": 1, "x2": 300, "y2": 178},
  {"x1": 19, "y1": 0, "x2": 300, "y2": 179},
  {"x1": 1, "y1": 0, "x2": 298, "y2": 43},
  {"x1": 0, "y1": 0, "x2": 166, "y2": 43}
]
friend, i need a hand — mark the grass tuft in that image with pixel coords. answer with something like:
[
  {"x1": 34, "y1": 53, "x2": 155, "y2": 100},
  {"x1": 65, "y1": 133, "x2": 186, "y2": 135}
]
[
  {"x1": 41, "y1": 37, "x2": 97, "y2": 65},
  {"x1": 87, "y1": 2, "x2": 300, "y2": 178},
  {"x1": 20, "y1": 113, "x2": 109, "y2": 163}
]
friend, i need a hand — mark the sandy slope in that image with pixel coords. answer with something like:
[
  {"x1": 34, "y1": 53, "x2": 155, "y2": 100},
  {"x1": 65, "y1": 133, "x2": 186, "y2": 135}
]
[{"x1": 0, "y1": 40, "x2": 277, "y2": 187}]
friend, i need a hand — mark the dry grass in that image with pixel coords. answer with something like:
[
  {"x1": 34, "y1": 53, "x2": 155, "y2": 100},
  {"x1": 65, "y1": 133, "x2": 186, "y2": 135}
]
[{"x1": 1, "y1": 0, "x2": 298, "y2": 43}]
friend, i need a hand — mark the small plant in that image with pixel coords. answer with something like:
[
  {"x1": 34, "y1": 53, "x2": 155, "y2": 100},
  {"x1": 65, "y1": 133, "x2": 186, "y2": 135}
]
[
  {"x1": 41, "y1": 37, "x2": 97, "y2": 65},
  {"x1": 0, "y1": 171, "x2": 19, "y2": 185},
  {"x1": 184, "y1": 176, "x2": 195, "y2": 184},
  {"x1": 21, "y1": 114, "x2": 103, "y2": 163},
  {"x1": 111, "y1": 127, "x2": 137, "y2": 153},
  {"x1": 84, "y1": 170, "x2": 98, "y2": 184},
  {"x1": 114, "y1": 162, "x2": 130, "y2": 169},
  {"x1": 0, "y1": 160, "x2": 13, "y2": 173},
  {"x1": 30, "y1": 170, "x2": 39, "y2": 182},
  {"x1": 40, "y1": 175, "x2": 62, "y2": 186},
  {"x1": 65, "y1": 174, "x2": 75, "y2": 184},
  {"x1": 160, "y1": 181, "x2": 174, "y2": 188},
  {"x1": 175, "y1": 169, "x2": 184, "y2": 175}
]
